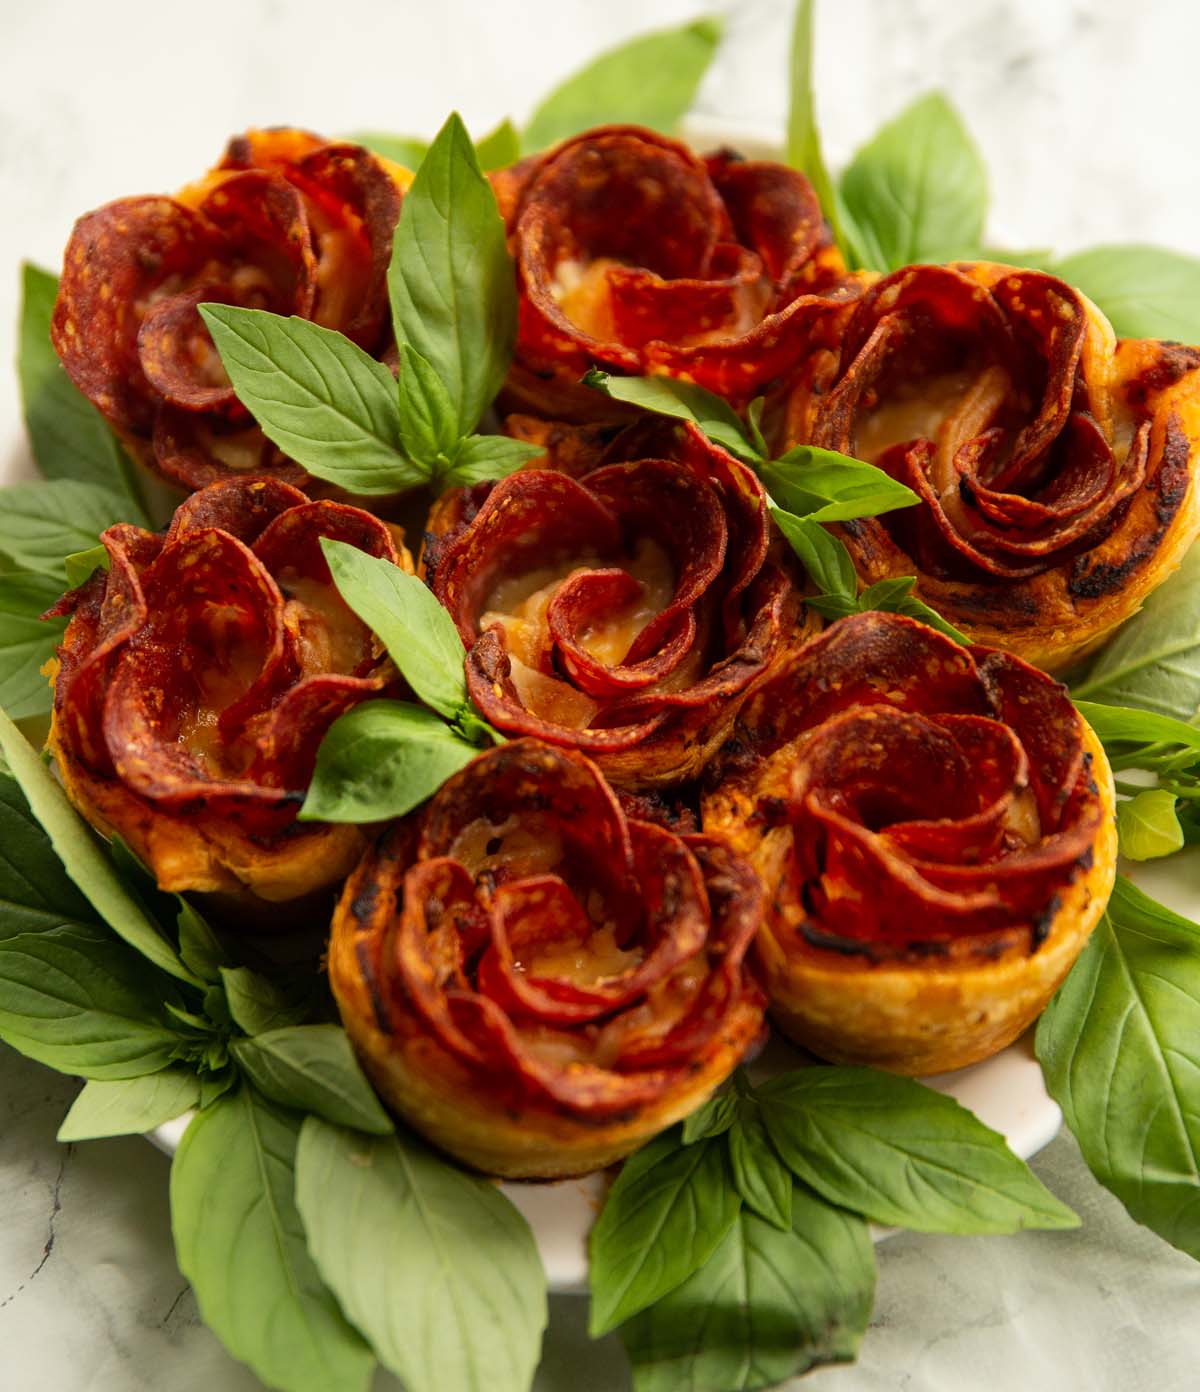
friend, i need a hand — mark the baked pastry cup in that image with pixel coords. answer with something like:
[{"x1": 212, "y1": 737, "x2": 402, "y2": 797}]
[
  {"x1": 702, "y1": 610, "x2": 1117, "y2": 1074},
  {"x1": 48, "y1": 477, "x2": 410, "y2": 903},
  {"x1": 424, "y1": 419, "x2": 812, "y2": 790},
  {"x1": 329, "y1": 738, "x2": 766, "y2": 1178},
  {"x1": 51, "y1": 128, "x2": 410, "y2": 492},
  {"x1": 788, "y1": 261, "x2": 1200, "y2": 673}
]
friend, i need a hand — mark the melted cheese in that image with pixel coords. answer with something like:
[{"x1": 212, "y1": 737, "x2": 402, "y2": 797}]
[
  {"x1": 277, "y1": 570, "x2": 365, "y2": 676},
  {"x1": 522, "y1": 924, "x2": 642, "y2": 984},
  {"x1": 450, "y1": 813, "x2": 565, "y2": 879},
  {"x1": 856, "y1": 367, "x2": 1010, "y2": 467}
]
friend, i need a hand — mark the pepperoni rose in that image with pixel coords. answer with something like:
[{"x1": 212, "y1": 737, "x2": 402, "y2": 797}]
[
  {"x1": 51, "y1": 128, "x2": 408, "y2": 492},
  {"x1": 790, "y1": 261, "x2": 1200, "y2": 672},
  {"x1": 491, "y1": 125, "x2": 856, "y2": 420},
  {"x1": 702, "y1": 610, "x2": 1116, "y2": 1074},
  {"x1": 329, "y1": 739, "x2": 765, "y2": 1178},
  {"x1": 424, "y1": 420, "x2": 805, "y2": 789},
  {"x1": 48, "y1": 477, "x2": 411, "y2": 905}
]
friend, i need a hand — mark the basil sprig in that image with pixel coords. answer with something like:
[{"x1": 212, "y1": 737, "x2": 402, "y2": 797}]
[
  {"x1": 202, "y1": 113, "x2": 540, "y2": 498},
  {"x1": 351, "y1": 116, "x2": 519, "y2": 174},
  {"x1": 585, "y1": 370, "x2": 964, "y2": 639},
  {"x1": 592, "y1": 1066, "x2": 1075, "y2": 1384}
]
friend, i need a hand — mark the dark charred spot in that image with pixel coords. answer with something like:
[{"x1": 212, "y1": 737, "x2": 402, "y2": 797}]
[
  {"x1": 350, "y1": 879, "x2": 381, "y2": 924},
  {"x1": 1030, "y1": 894, "x2": 1061, "y2": 950},
  {"x1": 1123, "y1": 346, "x2": 1200, "y2": 411}
]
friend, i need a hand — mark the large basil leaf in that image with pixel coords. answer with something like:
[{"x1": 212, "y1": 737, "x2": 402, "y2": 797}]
[
  {"x1": 295, "y1": 1118, "x2": 546, "y2": 1392},
  {"x1": 786, "y1": 0, "x2": 853, "y2": 257},
  {"x1": 621, "y1": 1185, "x2": 875, "y2": 1391},
  {"x1": 761, "y1": 447, "x2": 918, "y2": 521},
  {"x1": 0, "y1": 478, "x2": 143, "y2": 577},
  {"x1": 58, "y1": 1068, "x2": 200, "y2": 1140},
  {"x1": 231, "y1": 1025, "x2": 393, "y2": 1135},
  {"x1": 171, "y1": 1088, "x2": 374, "y2": 1392},
  {"x1": 0, "y1": 774, "x2": 97, "y2": 941},
  {"x1": 218, "y1": 965, "x2": 311, "y2": 1036},
  {"x1": 757, "y1": 1067, "x2": 1079, "y2": 1233},
  {"x1": 0, "y1": 570, "x2": 68, "y2": 720},
  {"x1": 1038, "y1": 877, "x2": 1200, "y2": 1260},
  {"x1": 1053, "y1": 244, "x2": 1200, "y2": 343}
]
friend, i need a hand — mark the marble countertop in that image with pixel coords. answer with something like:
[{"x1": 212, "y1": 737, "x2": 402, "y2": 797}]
[{"x1": 4, "y1": 1, "x2": 1200, "y2": 1387}]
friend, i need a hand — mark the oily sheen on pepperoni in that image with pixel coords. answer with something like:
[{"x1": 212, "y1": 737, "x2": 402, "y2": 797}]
[
  {"x1": 329, "y1": 739, "x2": 765, "y2": 1177},
  {"x1": 47, "y1": 477, "x2": 408, "y2": 903},
  {"x1": 51, "y1": 128, "x2": 407, "y2": 492}
]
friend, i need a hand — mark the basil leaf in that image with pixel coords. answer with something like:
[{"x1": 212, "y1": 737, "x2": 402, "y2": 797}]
[
  {"x1": 757, "y1": 1067, "x2": 1080, "y2": 1233},
  {"x1": 475, "y1": 117, "x2": 520, "y2": 172},
  {"x1": 388, "y1": 112, "x2": 515, "y2": 439},
  {"x1": 64, "y1": 544, "x2": 109, "y2": 589},
  {"x1": 0, "y1": 773, "x2": 99, "y2": 941},
  {"x1": 857, "y1": 576, "x2": 969, "y2": 644},
  {"x1": 1073, "y1": 544, "x2": 1200, "y2": 723},
  {"x1": 0, "y1": 570, "x2": 67, "y2": 720},
  {"x1": 301, "y1": 699, "x2": 477, "y2": 823},
  {"x1": 58, "y1": 1068, "x2": 200, "y2": 1141},
  {"x1": 589, "y1": 1130, "x2": 741, "y2": 1336},
  {"x1": 219, "y1": 966, "x2": 311, "y2": 1036},
  {"x1": 397, "y1": 342, "x2": 460, "y2": 473},
  {"x1": 840, "y1": 91, "x2": 987, "y2": 271},
  {"x1": 231, "y1": 1024, "x2": 392, "y2": 1135},
  {"x1": 18, "y1": 262, "x2": 143, "y2": 507},
  {"x1": 1117, "y1": 789, "x2": 1184, "y2": 861},
  {"x1": 0, "y1": 707, "x2": 197, "y2": 984},
  {"x1": 0, "y1": 927, "x2": 183, "y2": 1079},
  {"x1": 762, "y1": 447, "x2": 918, "y2": 521},
  {"x1": 621, "y1": 1186, "x2": 874, "y2": 1391},
  {"x1": 804, "y1": 592, "x2": 860, "y2": 621},
  {"x1": 295, "y1": 1118, "x2": 547, "y2": 1392},
  {"x1": 584, "y1": 369, "x2": 761, "y2": 463},
  {"x1": 786, "y1": 0, "x2": 853, "y2": 259},
  {"x1": 0, "y1": 479, "x2": 142, "y2": 577},
  {"x1": 681, "y1": 1089, "x2": 737, "y2": 1144},
  {"x1": 1074, "y1": 701, "x2": 1200, "y2": 752},
  {"x1": 523, "y1": 18, "x2": 722, "y2": 154},
  {"x1": 171, "y1": 1088, "x2": 373, "y2": 1392},
  {"x1": 346, "y1": 131, "x2": 429, "y2": 169},
  {"x1": 729, "y1": 1105, "x2": 794, "y2": 1231},
  {"x1": 321, "y1": 539, "x2": 467, "y2": 718},
  {"x1": 441, "y1": 434, "x2": 543, "y2": 490},
  {"x1": 199, "y1": 305, "x2": 422, "y2": 496},
  {"x1": 1038, "y1": 877, "x2": 1200, "y2": 1259},
  {"x1": 770, "y1": 508, "x2": 857, "y2": 602},
  {"x1": 1052, "y1": 244, "x2": 1200, "y2": 343},
  {"x1": 178, "y1": 900, "x2": 227, "y2": 985}
]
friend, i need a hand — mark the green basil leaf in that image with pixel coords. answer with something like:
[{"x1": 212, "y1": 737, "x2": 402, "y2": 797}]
[
  {"x1": 0, "y1": 570, "x2": 67, "y2": 720},
  {"x1": 199, "y1": 305, "x2": 422, "y2": 496},
  {"x1": 770, "y1": 508, "x2": 857, "y2": 601},
  {"x1": 1052, "y1": 244, "x2": 1200, "y2": 343},
  {"x1": 1038, "y1": 877, "x2": 1200, "y2": 1260},
  {"x1": 0, "y1": 773, "x2": 99, "y2": 941},
  {"x1": 522, "y1": 18, "x2": 721, "y2": 154},
  {"x1": 0, "y1": 927, "x2": 184, "y2": 1079},
  {"x1": 857, "y1": 576, "x2": 969, "y2": 644},
  {"x1": 1074, "y1": 701, "x2": 1200, "y2": 752},
  {"x1": 0, "y1": 479, "x2": 141, "y2": 578},
  {"x1": 346, "y1": 131, "x2": 429, "y2": 169},
  {"x1": 321, "y1": 540, "x2": 467, "y2": 718},
  {"x1": 397, "y1": 342, "x2": 460, "y2": 472},
  {"x1": 441, "y1": 434, "x2": 543, "y2": 490},
  {"x1": 1073, "y1": 544, "x2": 1200, "y2": 723},
  {"x1": 0, "y1": 707, "x2": 197, "y2": 984},
  {"x1": 805, "y1": 592, "x2": 859, "y2": 621},
  {"x1": 220, "y1": 966, "x2": 311, "y2": 1036},
  {"x1": 300, "y1": 699, "x2": 477, "y2": 823},
  {"x1": 199, "y1": 1066, "x2": 237, "y2": 1110},
  {"x1": 475, "y1": 117, "x2": 521, "y2": 172},
  {"x1": 18, "y1": 262, "x2": 144, "y2": 507},
  {"x1": 231, "y1": 1024, "x2": 392, "y2": 1135},
  {"x1": 589, "y1": 1130, "x2": 741, "y2": 1336},
  {"x1": 621, "y1": 1185, "x2": 874, "y2": 1391},
  {"x1": 295, "y1": 1117, "x2": 547, "y2": 1392},
  {"x1": 1117, "y1": 789, "x2": 1185, "y2": 861},
  {"x1": 729, "y1": 1105, "x2": 793, "y2": 1231},
  {"x1": 63, "y1": 544, "x2": 110, "y2": 589},
  {"x1": 584, "y1": 369, "x2": 760, "y2": 463},
  {"x1": 388, "y1": 112, "x2": 515, "y2": 439},
  {"x1": 58, "y1": 1068, "x2": 200, "y2": 1141},
  {"x1": 786, "y1": 0, "x2": 853, "y2": 259},
  {"x1": 681, "y1": 1089, "x2": 737, "y2": 1144},
  {"x1": 171, "y1": 1088, "x2": 373, "y2": 1392},
  {"x1": 762, "y1": 447, "x2": 919, "y2": 521},
  {"x1": 840, "y1": 91, "x2": 987, "y2": 271},
  {"x1": 757, "y1": 1067, "x2": 1080, "y2": 1233},
  {"x1": 177, "y1": 900, "x2": 227, "y2": 985}
]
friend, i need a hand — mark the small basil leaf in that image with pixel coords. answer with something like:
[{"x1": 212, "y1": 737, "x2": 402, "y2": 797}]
[
  {"x1": 199, "y1": 305, "x2": 423, "y2": 496},
  {"x1": 1052, "y1": 244, "x2": 1200, "y2": 343},
  {"x1": 440, "y1": 434, "x2": 543, "y2": 491},
  {"x1": 770, "y1": 508, "x2": 857, "y2": 601},
  {"x1": 171, "y1": 1088, "x2": 374, "y2": 1392},
  {"x1": 0, "y1": 706, "x2": 197, "y2": 985},
  {"x1": 0, "y1": 570, "x2": 67, "y2": 720},
  {"x1": 177, "y1": 900, "x2": 227, "y2": 985},
  {"x1": 475, "y1": 117, "x2": 521, "y2": 172},
  {"x1": 346, "y1": 131, "x2": 429, "y2": 169},
  {"x1": 232, "y1": 1024, "x2": 393, "y2": 1135},
  {"x1": 58, "y1": 1068, "x2": 200, "y2": 1141},
  {"x1": 763, "y1": 447, "x2": 919, "y2": 521},
  {"x1": 301, "y1": 699, "x2": 477, "y2": 824},
  {"x1": 64, "y1": 544, "x2": 109, "y2": 589},
  {"x1": 805, "y1": 592, "x2": 859, "y2": 621},
  {"x1": 857, "y1": 576, "x2": 969, "y2": 644},
  {"x1": 1117, "y1": 789, "x2": 1185, "y2": 861},
  {"x1": 0, "y1": 479, "x2": 142, "y2": 578},
  {"x1": 729, "y1": 1104, "x2": 794, "y2": 1231},
  {"x1": 1073, "y1": 701, "x2": 1200, "y2": 752},
  {"x1": 757, "y1": 1067, "x2": 1080, "y2": 1233},
  {"x1": 198, "y1": 1066, "x2": 238, "y2": 1110},
  {"x1": 681, "y1": 1089, "x2": 737, "y2": 1144},
  {"x1": 397, "y1": 342, "x2": 460, "y2": 472},
  {"x1": 584, "y1": 369, "x2": 761, "y2": 463},
  {"x1": 320, "y1": 540, "x2": 467, "y2": 719},
  {"x1": 621, "y1": 1185, "x2": 874, "y2": 1390},
  {"x1": 295, "y1": 1118, "x2": 547, "y2": 1392},
  {"x1": 589, "y1": 1130, "x2": 741, "y2": 1336},
  {"x1": 220, "y1": 966, "x2": 311, "y2": 1036},
  {"x1": 522, "y1": 18, "x2": 721, "y2": 154},
  {"x1": 840, "y1": 91, "x2": 987, "y2": 271},
  {"x1": 388, "y1": 112, "x2": 515, "y2": 439}
]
